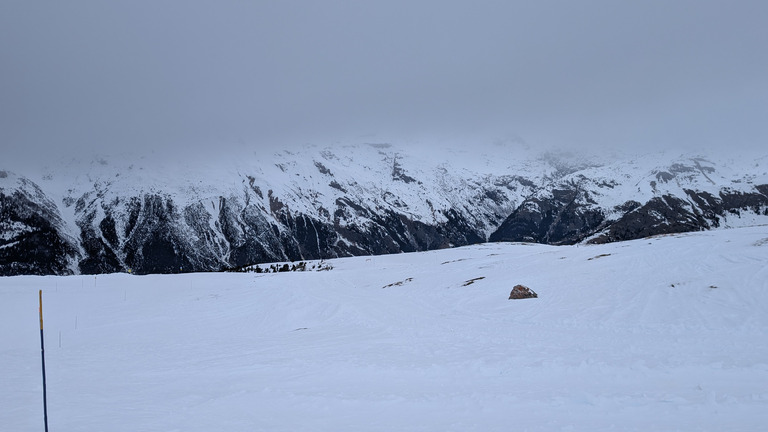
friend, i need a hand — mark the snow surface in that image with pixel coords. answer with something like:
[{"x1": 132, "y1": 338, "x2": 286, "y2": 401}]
[{"x1": 2, "y1": 226, "x2": 768, "y2": 431}]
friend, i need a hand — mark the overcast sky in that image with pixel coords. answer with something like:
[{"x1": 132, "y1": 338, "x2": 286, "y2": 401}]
[{"x1": 2, "y1": 0, "x2": 767, "y2": 164}]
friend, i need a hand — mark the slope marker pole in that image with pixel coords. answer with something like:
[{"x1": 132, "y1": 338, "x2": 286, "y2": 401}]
[{"x1": 39, "y1": 290, "x2": 49, "y2": 432}]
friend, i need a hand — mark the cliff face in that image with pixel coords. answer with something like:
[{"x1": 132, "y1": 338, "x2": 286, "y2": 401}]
[
  {"x1": 2, "y1": 146, "x2": 767, "y2": 275},
  {"x1": 588, "y1": 187, "x2": 768, "y2": 244},
  {"x1": 0, "y1": 171, "x2": 79, "y2": 275},
  {"x1": 490, "y1": 186, "x2": 768, "y2": 245},
  {"x1": 71, "y1": 184, "x2": 499, "y2": 275},
  {"x1": 490, "y1": 157, "x2": 768, "y2": 245}
]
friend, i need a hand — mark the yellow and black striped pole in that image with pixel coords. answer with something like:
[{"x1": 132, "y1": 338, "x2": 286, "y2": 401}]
[{"x1": 39, "y1": 290, "x2": 49, "y2": 432}]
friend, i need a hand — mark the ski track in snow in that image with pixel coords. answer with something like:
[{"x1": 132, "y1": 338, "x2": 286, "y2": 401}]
[{"x1": 2, "y1": 226, "x2": 768, "y2": 431}]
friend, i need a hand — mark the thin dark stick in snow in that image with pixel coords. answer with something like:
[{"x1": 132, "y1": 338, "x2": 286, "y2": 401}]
[{"x1": 39, "y1": 290, "x2": 49, "y2": 432}]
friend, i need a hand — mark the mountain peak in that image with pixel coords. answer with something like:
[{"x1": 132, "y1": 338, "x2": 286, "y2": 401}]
[{"x1": 2, "y1": 144, "x2": 768, "y2": 275}]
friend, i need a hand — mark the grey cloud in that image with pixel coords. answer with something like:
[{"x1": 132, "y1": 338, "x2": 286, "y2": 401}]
[{"x1": 1, "y1": 0, "x2": 767, "y2": 167}]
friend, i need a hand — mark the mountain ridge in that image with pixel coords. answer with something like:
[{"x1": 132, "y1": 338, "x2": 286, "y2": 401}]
[{"x1": 2, "y1": 144, "x2": 767, "y2": 275}]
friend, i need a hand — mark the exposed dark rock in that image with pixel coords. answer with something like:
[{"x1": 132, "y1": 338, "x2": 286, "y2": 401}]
[
  {"x1": 589, "y1": 187, "x2": 768, "y2": 244},
  {"x1": 655, "y1": 171, "x2": 674, "y2": 183},
  {"x1": 463, "y1": 277, "x2": 485, "y2": 286},
  {"x1": 491, "y1": 179, "x2": 768, "y2": 246},
  {"x1": 509, "y1": 284, "x2": 538, "y2": 299},
  {"x1": 314, "y1": 161, "x2": 332, "y2": 176},
  {"x1": 329, "y1": 181, "x2": 347, "y2": 193},
  {"x1": 0, "y1": 175, "x2": 79, "y2": 275},
  {"x1": 392, "y1": 155, "x2": 418, "y2": 183},
  {"x1": 588, "y1": 195, "x2": 706, "y2": 244},
  {"x1": 489, "y1": 186, "x2": 605, "y2": 244}
]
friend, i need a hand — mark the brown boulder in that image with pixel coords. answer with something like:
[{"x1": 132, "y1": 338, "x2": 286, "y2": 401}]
[{"x1": 509, "y1": 284, "x2": 538, "y2": 300}]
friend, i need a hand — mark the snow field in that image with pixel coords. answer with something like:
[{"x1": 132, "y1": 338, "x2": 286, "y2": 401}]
[{"x1": 2, "y1": 226, "x2": 768, "y2": 431}]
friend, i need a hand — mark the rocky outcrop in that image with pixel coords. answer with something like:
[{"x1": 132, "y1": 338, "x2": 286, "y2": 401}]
[{"x1": 509, "y1": 284, "x2": 538, "y2": 299}]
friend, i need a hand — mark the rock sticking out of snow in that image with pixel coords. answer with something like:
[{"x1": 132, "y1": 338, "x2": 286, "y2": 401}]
[{"x1": 509, "y1": 284, "x2": 538, "y2": 299}]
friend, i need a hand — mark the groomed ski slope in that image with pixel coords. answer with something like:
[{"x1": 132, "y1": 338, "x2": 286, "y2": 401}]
[{"x1": 2, "y1": 226, "x2": 768, "y2": 431}]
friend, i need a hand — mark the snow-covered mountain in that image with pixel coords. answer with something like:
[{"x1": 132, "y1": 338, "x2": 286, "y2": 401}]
[
  {"x1": 0, "y1": 170, "x2": 79, "y2": 275},
  {"x1": 2, "y1": 142, "x2": 767, "y2": 275}
]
